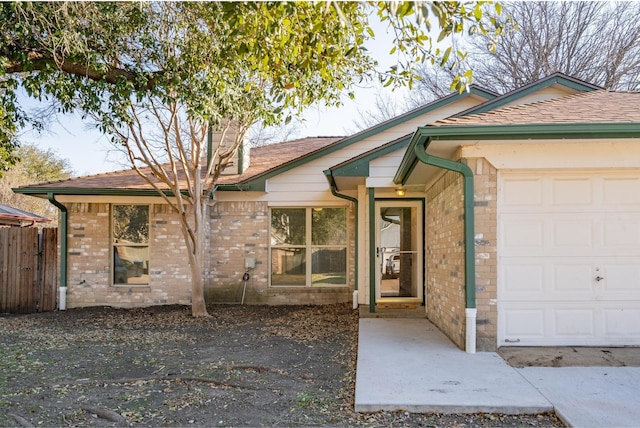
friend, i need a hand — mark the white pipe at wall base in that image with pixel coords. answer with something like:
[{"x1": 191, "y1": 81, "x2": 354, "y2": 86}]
[
  {"x1": 465, "y1": 308, "x2": 477, "y2": 354},
  {"x1": 352, "y1": 290, "x2": 358, "y2": 310},
  {"x1": 59, "y1": 287, "x2": 67, "y2": 311}
]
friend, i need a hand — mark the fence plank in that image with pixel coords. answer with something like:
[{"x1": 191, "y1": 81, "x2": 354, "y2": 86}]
[
  {"x1": 0, "y1": 229, "x2": 8, "y2": 312},
  {"x1": 40, "y1": 228, "x2": 58, "y2": 312},
  {"x1": 0, "y1": 227, "x2": 55, "y2": 314},
  {"x1": 20, "y1": 228, "x2": 37, "y2": 314}
]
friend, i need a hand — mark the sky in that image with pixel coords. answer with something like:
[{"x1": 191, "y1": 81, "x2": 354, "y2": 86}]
[{"x1": 17, "y1": 13, "x2": 411, "y2": 177}]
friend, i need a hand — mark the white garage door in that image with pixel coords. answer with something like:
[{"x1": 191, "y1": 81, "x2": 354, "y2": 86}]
[{"x1": 498, "y1": 171, "x2": 640, "y2": 346}]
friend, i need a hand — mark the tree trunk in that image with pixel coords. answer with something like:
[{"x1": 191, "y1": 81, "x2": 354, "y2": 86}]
[
  {"x1": 183, "y1": 183, "x2": 209, "y2": 317},
  {"x1": 190, "y1": 258, "x2": 208, "y2": 317}
]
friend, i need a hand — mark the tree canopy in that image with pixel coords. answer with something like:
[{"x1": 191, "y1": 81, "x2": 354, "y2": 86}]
[
  {"x1": 0, "y1": 1, "x2": 502, "y2": 172},
  {"x1": 0, "y1": 142, "x2": 72, "y2": 220},
  {"x1": 409, "y1": 1, "x2": 640, "y2": 103}
]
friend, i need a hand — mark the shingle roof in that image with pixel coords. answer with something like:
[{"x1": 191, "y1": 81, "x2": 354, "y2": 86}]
[
  {"x1": 14, "y1": 136, "x2": 343, "y2": 193},
  {"x1": 217, "y1": 136, "x2": 342, "y2": 185},
  {"x1": 433, "y1": 90, "x2": 640, "y2": 127}
]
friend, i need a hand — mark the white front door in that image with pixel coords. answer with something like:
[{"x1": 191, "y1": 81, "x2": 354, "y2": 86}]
[
  {"x1": 375, "y1": 201, "x2": 423, "y2": 302},
  {"x1": 498, "y1": 171, "x2": 640, "y2": 346}
]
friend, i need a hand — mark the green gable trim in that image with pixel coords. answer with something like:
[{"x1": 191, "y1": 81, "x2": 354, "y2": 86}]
[
  {"x1": 455, "y1": 74, "x2": 601, "y2": 117},
  {"x1": 13, "y1": 187, "x2": 189, "y2": 197},
  {"x1": 216, "y1": 183, "x2": 257, "y2": 192},
  {"x1": 395, "y1": 122, "x2": 640, "y2": 185},
  {"x1": 232, "y1": 87, "x2": 496, "y2": 192},
  {"x1": 329, "y1": 135, "x2": 412, "y2": 178}
]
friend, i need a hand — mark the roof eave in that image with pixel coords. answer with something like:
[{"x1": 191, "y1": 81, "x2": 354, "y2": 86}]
[
  {"x1": 12, "y1": 187, "x2": 188, "y2": 198},
  {"x1": 328, "y1": 134, "x2": 413, "y2": 178},
  {"x1": 233, "y1": 88, "x2": 497, "y2": 190},
  {"x1": 394, "y1": 122, "x2": 640, "y2": 184},
  {"x1": 454, "y1": 74, "x2": 602, "y2": 117}
]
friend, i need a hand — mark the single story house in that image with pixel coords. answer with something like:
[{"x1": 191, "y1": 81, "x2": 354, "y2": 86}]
[{"x1": 15, "y1": 73, "x2": 640, "y2": 352}]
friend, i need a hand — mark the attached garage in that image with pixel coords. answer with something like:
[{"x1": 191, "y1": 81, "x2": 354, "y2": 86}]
[
  {"x1": 499, "y1": 170, "x2": 640, "y2": 346},
  {"x1": 397, "y1": 82, "x2": 640, "y2": 351}
]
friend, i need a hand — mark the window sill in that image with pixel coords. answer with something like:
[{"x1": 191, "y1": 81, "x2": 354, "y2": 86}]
[
  {"x1": 269, "y1": 285, "x2": 349, "y2": 290},
  {"x1": 112, "y1": 284, "x2": 151, "y2": 292}
]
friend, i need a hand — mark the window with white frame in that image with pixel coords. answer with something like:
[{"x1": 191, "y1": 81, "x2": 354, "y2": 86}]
[
  {"x1": 270, "y1": 207, "x2": 347, "y2": 287},
  {"x1": 112, "y1": 205, "x2": 150, "y2": 285}
]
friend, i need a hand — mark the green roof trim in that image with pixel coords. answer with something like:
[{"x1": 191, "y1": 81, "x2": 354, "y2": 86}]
[
  {"x1": 230, "y1": 87, "x2": 496, "y2": 191},
  {"x1": 454, "y1": 73, "x2": 601, "y2": 117},
  {"x1": 395, "y1": 122, "x2": 640, "y2": 185},
  {"x1": 12, "y1": 187, "x2": 189, "y2": 197},
  {"x1": 328, "y1": 134, "x2": 412, "y2": 178}
]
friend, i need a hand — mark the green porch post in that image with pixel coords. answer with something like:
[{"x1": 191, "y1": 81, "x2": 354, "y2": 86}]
[{"x1": 368, "y1": 187, "x2": 376, "y2": 312}]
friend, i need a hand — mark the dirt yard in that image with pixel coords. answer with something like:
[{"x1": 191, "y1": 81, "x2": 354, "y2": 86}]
[
  {"x1": 1, "y1": 304, "x2": 562, "y2": 427},
  {"x1": 498, "y1": 346, "x2": 640, "y2": 368}
]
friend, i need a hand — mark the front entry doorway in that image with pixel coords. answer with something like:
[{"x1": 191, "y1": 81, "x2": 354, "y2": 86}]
[{"x1": 375, "y1": 200, "x2": 423, "y2": 303}]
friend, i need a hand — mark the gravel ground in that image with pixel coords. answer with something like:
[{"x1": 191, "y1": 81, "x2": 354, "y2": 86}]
[{"x1": 0, "y1": 304, "x2": 563, "y2": 427}]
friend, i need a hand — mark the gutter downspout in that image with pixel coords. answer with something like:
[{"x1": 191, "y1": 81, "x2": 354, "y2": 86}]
[
  {"x1": 324, "y1": 171, "x2": 359, "y2": 310},
  {"x1": 413, "y1": 144, "x2": 477, "y2": 353},
  {"x1": 48, "y1": 193, "x2": 67, "y2": 311}
]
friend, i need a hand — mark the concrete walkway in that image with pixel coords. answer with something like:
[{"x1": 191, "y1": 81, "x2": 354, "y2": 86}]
[
  {"x1": 355, "y1": 318, "x2": 552, "y2": 414},
  {"x1": 355, "y1": 318, "x2": 640, "y2": 427}
]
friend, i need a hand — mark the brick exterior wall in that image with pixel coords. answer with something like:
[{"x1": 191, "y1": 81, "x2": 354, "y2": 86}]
[
  {"x1": 206, "y1": 201, "x2": 354, "y2": 305},
  {"x1": 65, "y1": 202, "x2": 191, "y2": 308},
  {"x1": 425, "y1": 171, "x2": 467, "y2": 349},
  {"x1": 466, "y1": 158, "x2": 499, "y2": 351},
  {"x1": 425, "y1": 158, "x2": 499, "y2": 352}
]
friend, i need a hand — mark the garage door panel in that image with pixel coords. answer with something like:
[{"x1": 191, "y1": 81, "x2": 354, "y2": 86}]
[
  {"x1": 502, "y1": 178, "x2": 543, "y2": 207},
  {"x1": 502, "y1": 259, "x2": 593, "y2": 299},
  {"x1": 554, "y1": 309, "x2": 595, "y2": 336},
  {"x1": 502, "y1": 219, "x2": 543, "y2": 250},
  {"x1": 503, "y1": 308, "x2": 545, "y2": 339},
  {"x1": 601, "y1": 262, "x2": 640, "y2": 294},
  {"x1": 499, "y1": 170, "x2": 640, "y2": 347},
  {"x1": 551, "y1": 178, "x2": 593, "y2": 206},
  {"x1": 603, "y1": 308, "x2": 640, "y2": 337},
  {"x1": 500, "y1": 303, "x2": 640, "y2": 346},
  {"x1": 602, "y1": 177, "x2": 640, "y2": 205},
  {"x1": 553, "y1": 264, "x2": 594, "y2": 293},
  {"x1": 503, "y1": 264, "x2": 544, "y2": 294},
  {"x1": 553, "y1": 220, "x2": 593, "y2": 248},
  {"x1": 602, "y1": 217, "x2": 640, "y2": 249}
]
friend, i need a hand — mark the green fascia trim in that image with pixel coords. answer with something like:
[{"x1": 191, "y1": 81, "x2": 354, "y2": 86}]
[
  {"x1": 13, "y1": 187, "x2": 189, "y2": 197},
  {"x1": 216, "y1": 184, "x2": 255, "y2": 192},
  {"x1": 395, "y1": 122, "x2": 640, "y2": 185},
  {"x1": 330, "y1": 135, "x2": 412, "y2": 178},
  {"x1": 426, "y1": 122, "x2": 640, "y2": 140},
  {"x1": 368, "y1": 187, "x2": 376, "y2": 313},
  {"x1": 234, "y1": 88, "x2": 496, "y2": 191},
  {"x1": 323, "y1": 171, "x2": 358, "y2": 292},
  {"x1": 412, "y1": 145, "x2": 476, "y2": 309},
  {"x1": 458, "y1": 75, "x2": 601, "y2": 116}
]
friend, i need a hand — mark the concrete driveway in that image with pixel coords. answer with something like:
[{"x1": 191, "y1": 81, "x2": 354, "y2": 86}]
[
  {"x1": 355, "y1": 318, "x2": 640, "y2": 427},
  {"x1": 517, "y1": 367, "x2": 640, "y2": 427}
]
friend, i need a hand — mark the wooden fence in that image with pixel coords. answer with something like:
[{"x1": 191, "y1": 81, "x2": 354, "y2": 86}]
[{"x1": 0, "y1": 227, "x2": 58, "y2": 314}]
